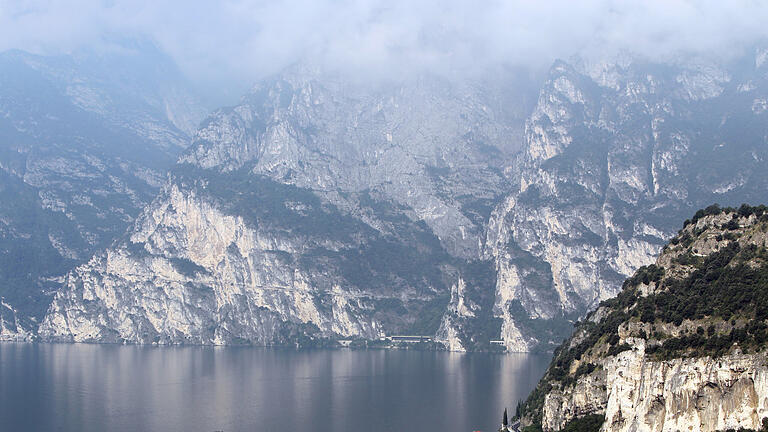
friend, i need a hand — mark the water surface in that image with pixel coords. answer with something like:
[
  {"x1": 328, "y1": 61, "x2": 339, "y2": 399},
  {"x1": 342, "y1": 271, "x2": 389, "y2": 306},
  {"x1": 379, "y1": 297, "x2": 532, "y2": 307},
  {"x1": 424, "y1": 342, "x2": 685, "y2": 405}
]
[{"x1": 0, "y1": 343, "x2": 549, "y2": 432}]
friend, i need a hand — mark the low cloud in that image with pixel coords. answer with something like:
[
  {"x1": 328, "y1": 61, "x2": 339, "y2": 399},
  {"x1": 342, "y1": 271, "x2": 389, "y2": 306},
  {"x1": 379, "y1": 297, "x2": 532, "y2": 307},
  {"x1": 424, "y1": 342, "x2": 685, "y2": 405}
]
[{"x1": 2, "y1": 0, "x2": 767, "y2": 93}]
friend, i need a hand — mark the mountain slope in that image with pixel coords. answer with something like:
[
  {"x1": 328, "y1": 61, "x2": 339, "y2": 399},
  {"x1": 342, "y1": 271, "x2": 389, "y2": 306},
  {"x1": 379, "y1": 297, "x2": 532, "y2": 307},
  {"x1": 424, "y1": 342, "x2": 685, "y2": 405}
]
[
  {"x1": 486, "y1": 50, "x2": 768, "y2": 351},
  {"x1": 0, "y1": 45, "x2": 205, "y2": 339},
  {"x1": 517, "y1": 204, "x2": 768, "y2": 432},
  {"x1": 39, "y1": 70, "x2": 535, "y2": 348},
  {"x1": 36, "y1": 50, "x2": 768, "y2": 350}
]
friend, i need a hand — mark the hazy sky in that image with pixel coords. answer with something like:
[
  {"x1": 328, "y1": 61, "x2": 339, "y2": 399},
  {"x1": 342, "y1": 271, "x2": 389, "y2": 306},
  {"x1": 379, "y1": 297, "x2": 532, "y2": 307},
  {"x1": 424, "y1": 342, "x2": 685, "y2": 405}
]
[{"x1": 2, "y1": 0, "x2": 768, "y2": 94}]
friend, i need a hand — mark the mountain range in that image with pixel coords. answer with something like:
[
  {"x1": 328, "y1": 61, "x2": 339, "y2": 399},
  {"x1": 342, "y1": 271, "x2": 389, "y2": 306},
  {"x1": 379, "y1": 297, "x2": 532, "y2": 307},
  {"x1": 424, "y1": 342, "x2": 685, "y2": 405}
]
[
  {"x1": 0, "y1": 42, "x2": 205, "y2": 338},
  {"x1": 2, "y1": 44, "x2": 768, "y2": 352}
]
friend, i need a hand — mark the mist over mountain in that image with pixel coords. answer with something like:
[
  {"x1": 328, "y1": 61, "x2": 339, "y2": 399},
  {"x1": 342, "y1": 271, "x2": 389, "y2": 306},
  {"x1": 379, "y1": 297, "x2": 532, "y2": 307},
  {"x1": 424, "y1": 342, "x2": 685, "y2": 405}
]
[
  {"x1": 4, "y1": 4, "x2": 768, "y2": 432},
  {"x1": 0, "y1": 2, "x2": 767, "y2": 353},
  {"x1": 2, "y1": 44, "x2": 759, "y2": 351},
  {"x1": 4, "y1": 1, "x2": 768, "y2": 104},
  {"x1": 0, "y1": 44, "x2": 205, "y2": 337}
]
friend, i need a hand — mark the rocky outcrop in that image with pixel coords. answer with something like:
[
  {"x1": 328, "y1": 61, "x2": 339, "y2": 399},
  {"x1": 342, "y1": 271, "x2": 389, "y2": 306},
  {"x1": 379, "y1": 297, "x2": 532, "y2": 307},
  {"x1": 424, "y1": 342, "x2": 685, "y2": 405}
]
[
  {"x1": 542, "y1": 343, "x2": 768, "y2": 432},
  {"x1": 519, "y1": 207, "x2": 768, "y2": 431},
  {"x1": 0, "y1": 299, "x2": 34, "y2": 341},
  {"x1": 40, "y1": 183, "x2": 384, "y2": 343}
]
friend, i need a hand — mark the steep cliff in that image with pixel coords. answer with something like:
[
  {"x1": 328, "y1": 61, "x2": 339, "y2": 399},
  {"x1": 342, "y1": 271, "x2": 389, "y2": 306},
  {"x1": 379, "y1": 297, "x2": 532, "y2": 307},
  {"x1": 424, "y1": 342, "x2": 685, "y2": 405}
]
[
  {"x1": 517, "y1": 205, "x2": 768, "y2": 432},
  {"x1": 486, "y1": 50, "x2": 768, "y2": 351},
  {"x1": 39, "y1": 70, "x2": 532, "y2": 348},
  {"x1": 0, "y1": 44, "x2": 205, "y2": 340},
  {"x1": 36, "y1": 50, "x2": 768, "y2": 350}
]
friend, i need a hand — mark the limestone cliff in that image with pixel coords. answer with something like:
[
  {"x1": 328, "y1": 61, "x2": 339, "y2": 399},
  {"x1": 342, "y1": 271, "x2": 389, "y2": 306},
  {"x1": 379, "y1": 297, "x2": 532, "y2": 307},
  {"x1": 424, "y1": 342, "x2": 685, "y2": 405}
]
[
  {"x1": 36, "y1": 51, "x2": 768, "y2": 350},
  {"x1": 0, "y1": 45, "x2": 205, "y2": 340},
  {"x1": 518, "y1": 205, "x2": 768, "y2": 432},
  {"x1": 39, "y1": 71, "x2": 530, "y2": 347},
  {"x1": 486, "y1": 51, "x2": 768, "y2": 351}
]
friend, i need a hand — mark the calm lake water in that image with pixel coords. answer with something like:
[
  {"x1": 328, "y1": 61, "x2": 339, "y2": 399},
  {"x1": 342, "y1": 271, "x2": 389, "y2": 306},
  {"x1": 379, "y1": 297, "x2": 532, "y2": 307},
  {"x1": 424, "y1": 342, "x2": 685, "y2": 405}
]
[{"x1": 0, "y1": 343, "x2": 549, "y2": 432}]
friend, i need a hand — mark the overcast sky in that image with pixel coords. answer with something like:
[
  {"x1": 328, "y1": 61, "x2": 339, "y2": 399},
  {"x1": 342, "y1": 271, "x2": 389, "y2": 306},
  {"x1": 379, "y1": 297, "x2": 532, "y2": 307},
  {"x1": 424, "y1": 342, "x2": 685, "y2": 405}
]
[{"x1": 2, "y1": 0, "x2": 768, "y2": 97}]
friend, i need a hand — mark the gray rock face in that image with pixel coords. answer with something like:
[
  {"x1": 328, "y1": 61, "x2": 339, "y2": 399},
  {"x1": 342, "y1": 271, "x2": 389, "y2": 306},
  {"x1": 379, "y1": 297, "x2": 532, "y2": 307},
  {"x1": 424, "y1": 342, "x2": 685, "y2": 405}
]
[
  {"x1": 0, "y1": 45, "x2": 205, "y2": 339},
  {"x1": 485, "y1": 52, "x2": 768, "y2": 351},
  {"x1": 181, "y1": 71, "x2": 530, "y2": 259},
  {"x1": 522, "y1": 210, "x2": 768, "y2": 432},
  {"x1": 40, "y1": 70, "x2": 533, "y2": 346},
  {"x1": 41, "y1": 183, "x2": 384, "y2": 343},
  {"x1": 543, "y1": 349, "x2": 768, "y2": 432},
  {"x1": 35, "y1": 49, "x2": 768, "y2": 350}
]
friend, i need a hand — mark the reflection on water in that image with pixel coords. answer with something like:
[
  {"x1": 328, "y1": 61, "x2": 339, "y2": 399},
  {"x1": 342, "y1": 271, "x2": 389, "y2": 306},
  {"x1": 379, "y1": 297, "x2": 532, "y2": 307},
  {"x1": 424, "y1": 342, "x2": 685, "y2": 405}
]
[{"x1": 0, "y1": 343, "x2": 549, "y2": 432}]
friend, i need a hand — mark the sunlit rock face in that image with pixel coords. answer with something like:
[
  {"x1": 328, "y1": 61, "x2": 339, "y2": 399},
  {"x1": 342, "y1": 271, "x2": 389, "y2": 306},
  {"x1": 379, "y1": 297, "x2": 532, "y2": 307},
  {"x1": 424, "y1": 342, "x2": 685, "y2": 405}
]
[
  {"x1": 542, "y1": 348, "x2": 768, "y2": 432},
  {"x1": 0, "y1": 45, "x2": 206, "y2": 336},
  {"x1": 485, "y1": 51, "x2": 768, "y2": 351},
  {"x1": 40, "y1": 69, "x2": 533, "y2": 346},
  {"x1": 0, "y1": 299, "x2": 33, "y2": 341},
  {"x1": 40, "y1": 183, "x2": 385, "y2": 344}
]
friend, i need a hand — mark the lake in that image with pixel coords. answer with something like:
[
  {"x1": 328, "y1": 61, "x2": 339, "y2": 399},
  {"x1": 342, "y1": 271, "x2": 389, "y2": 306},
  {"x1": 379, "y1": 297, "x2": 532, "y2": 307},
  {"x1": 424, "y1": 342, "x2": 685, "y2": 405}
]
[{"x1": 0, "y1": 343, "x2": 550, "y2": 432}]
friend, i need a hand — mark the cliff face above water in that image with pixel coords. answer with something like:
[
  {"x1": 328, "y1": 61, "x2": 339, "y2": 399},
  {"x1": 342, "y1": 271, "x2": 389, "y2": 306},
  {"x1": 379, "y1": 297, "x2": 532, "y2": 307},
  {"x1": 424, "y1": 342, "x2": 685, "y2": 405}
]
[
  {"x1": 35, "y1": 50, "x2": 768, "y2": 350},
  {"x1": 485, "y1": 52, "x2": 768, "y2": 352},
  {"x1": 0, "y1": 45, "x2": 206, "y2": 340},
  {"x1": 38, "y1": 71, "x2": 533, "y2": 347},
  {"x1": 518, "y1": 205, "x2": 768, "y2": 432}
]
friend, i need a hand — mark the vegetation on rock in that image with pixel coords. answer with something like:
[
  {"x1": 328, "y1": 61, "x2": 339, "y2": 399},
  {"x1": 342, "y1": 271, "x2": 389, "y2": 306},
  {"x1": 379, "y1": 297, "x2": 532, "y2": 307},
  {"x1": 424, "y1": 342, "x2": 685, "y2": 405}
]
[{"x1": 517, "y1": 204, "x2": 768, "y2": 431}]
